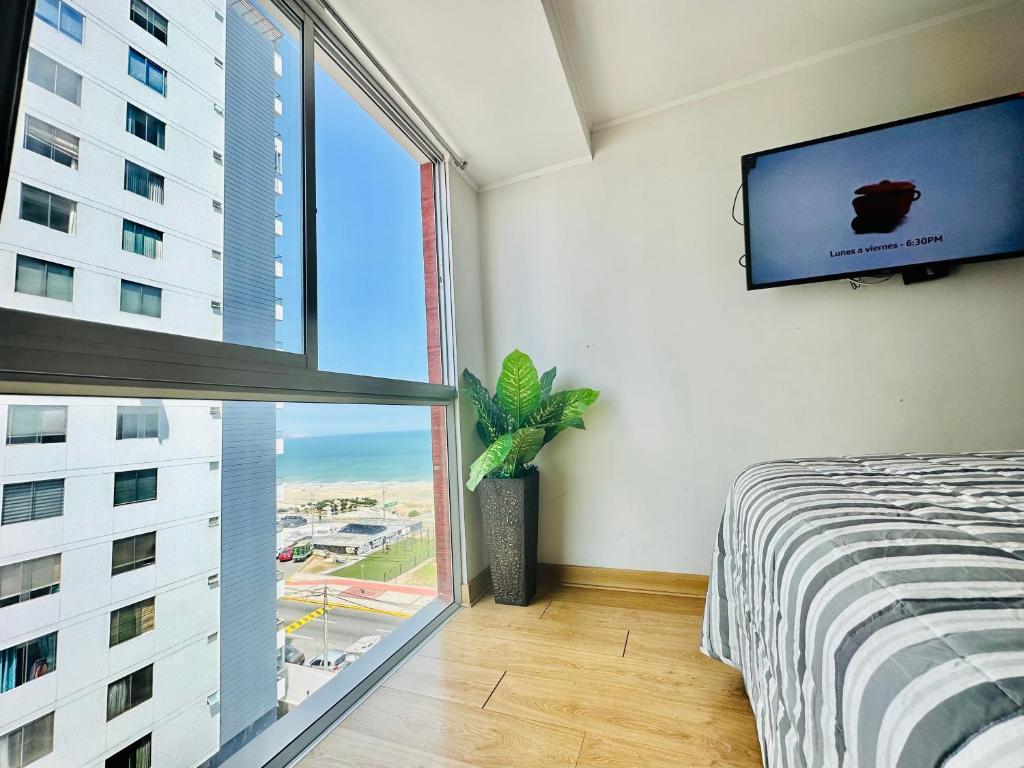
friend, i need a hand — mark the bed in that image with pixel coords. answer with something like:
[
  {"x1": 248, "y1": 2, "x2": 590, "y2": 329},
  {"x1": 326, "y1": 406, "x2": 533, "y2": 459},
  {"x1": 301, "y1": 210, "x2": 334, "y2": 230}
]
[{"x1": 701, "y1": 452, "x2": 1024, "y2": 768}]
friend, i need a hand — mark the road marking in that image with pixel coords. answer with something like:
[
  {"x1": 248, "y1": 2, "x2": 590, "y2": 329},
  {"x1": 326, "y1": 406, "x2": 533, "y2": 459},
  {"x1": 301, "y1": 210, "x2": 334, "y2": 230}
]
[
  {"x1": 280, "y1": 595, "x2": 412, "y2": 619},
  {"x1": 285, "y1": 607, "x2": 325, "y2": 634}
]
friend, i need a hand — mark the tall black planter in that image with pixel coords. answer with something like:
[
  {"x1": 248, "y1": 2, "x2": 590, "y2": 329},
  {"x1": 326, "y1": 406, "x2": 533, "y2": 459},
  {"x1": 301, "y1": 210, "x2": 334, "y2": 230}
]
[{"x1": 477, "y1": 472, "x2": 539, "y2": 606}]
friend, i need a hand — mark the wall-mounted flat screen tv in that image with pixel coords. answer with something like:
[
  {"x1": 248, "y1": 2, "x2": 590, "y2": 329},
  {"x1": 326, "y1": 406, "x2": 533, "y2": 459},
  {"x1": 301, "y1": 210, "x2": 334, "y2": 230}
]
[{"x1": 743, "y1": 93, "x2": 1024, "y2": 289}]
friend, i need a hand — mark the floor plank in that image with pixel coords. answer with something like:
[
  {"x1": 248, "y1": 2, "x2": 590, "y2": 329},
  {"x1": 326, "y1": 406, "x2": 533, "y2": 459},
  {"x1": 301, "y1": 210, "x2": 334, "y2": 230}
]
[
  {"x1": 445, "y1": 605, "x2": 629, "y2": 657},
  {"x1": 314, "y1": 687, "x2": 585, "y2": 768},
  {"x1": 541, "y1": 599, "x2": 705, "y2": 636},
  {"x1": 382, "y1": 654, "x2": 506, "y2": 708},
  {"x1": 536, "y1": 583, "x2": 708, "y2": 615},
  {"x1": 298, "y1": 587, "x2": 760, "y2": 768},
  {"x1": 484, "y1": 670, "x2": 759, "y2": 759}
]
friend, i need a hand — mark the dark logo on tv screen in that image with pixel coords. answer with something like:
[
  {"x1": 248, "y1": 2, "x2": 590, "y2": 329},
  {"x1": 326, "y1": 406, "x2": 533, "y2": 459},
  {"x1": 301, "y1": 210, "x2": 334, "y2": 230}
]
[{"x1": 851, "y1": 179, "x2": 921, "y2": 234}]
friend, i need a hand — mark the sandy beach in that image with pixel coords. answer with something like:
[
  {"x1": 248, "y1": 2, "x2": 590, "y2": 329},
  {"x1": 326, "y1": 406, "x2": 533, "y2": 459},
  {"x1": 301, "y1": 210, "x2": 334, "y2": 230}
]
[{"x1": 278, "y1": 480, "x2": 435, "y2": 518}]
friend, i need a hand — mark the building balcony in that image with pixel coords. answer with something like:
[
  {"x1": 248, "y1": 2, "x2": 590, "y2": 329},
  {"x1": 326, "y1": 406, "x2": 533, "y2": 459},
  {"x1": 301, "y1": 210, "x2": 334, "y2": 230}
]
[
  {"x1": 275, "y1": 215, "x2": 284, "y2": 237},
  {"x1": 275, "y1": 177, "x2": 284, "y2": 196},
  {"x1": 274, "y1": 298, "x2": 284, "y2": 322},
  {"x1": 274, "y1": 92, "x2": 283, "y2": 116},
  {"x1": 275, "y1": 256, "x2": 283, "y2": 278},
  {"x1": 274, "y1": 51, "x2": 283, "y2": 77}
]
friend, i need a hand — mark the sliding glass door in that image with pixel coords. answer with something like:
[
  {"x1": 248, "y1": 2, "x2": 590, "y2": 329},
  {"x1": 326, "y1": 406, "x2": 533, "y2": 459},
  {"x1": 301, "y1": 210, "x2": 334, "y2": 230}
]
[{"x1": 0, "y1": 1, "x2": 460, "y2": 767}]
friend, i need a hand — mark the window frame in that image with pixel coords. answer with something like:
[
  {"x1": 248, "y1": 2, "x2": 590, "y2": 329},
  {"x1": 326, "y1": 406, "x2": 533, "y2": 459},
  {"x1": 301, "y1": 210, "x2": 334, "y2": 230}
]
[
  {"x1": 19, "y1": 183, "x2": 76, "y2": 233},
  {"x1": 26, "y1": 48, "x2": 83, "y2": 105},
  {"x1": 0, "y1": 556, "x2": 61, "y2": 608},
  {"x1": 127, "y1": 48, "x2": 166, "y2": 96},
  {"x1": 111, "y1": 531, "x2": 156, "y2": 575},
  {"x1": 2, "y1": 479, "x2": 65, "y2": 525},
  {"x1": 130, "y1": 0, "x2": 168, "y2": 44},
  {"x1": 35, "y1": 0, "x2": 85, "y2": 44},
  {"x1": 6, "y1": 405, "x2": 67, "y2": 445},
  {"x1": 23, "y1": 115, "x2": 80, "y2": 169},
  {"x1": 106, "y1": 664, "x2": 154, "y2": 720},
  {"x1": 112, "y1": 468, "x2": 158, "y2": 506},
  {"x1": 109, "y1": 597, "x2": 156, "y2": 646},
  {"x1": 15, "y1": 254, "x2": 74, "y2": 302},
  {"x1": 1, "y1": 1, "x2": 464, "y2": 766},
  {"x1": 0, "y1": 712, "x2": 55, "y2": 768},
  {"x1": 125, "y1": 103, "x2": 165, "y2": 149}
]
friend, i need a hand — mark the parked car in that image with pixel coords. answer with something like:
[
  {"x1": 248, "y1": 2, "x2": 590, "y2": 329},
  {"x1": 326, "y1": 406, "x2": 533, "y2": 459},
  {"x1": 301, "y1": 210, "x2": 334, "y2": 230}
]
[
  {"x1": 277, "y1": 547, "x2": 294, "y2": 562},
  {"x1": 343, "y1": 634, "x2": 382, "y2": 662},
  {"x1": 284, "y1": 640, "x2": 305, "y2": 665},
  {"x1": 308, "y1": 650, "x2": 347, "y2": 672}
]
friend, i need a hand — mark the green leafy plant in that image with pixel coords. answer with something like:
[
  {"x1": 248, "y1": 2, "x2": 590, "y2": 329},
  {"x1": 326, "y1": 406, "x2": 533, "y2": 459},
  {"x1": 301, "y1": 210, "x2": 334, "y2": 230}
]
[{"x1": 463, "y1": 350, "x2": 599, "y2": 491}]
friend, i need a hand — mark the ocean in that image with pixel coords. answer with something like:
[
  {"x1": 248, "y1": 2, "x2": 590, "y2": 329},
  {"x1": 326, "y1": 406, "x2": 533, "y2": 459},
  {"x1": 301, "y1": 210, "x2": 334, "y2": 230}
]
[{"x1": 276, "y1": 430, "x2": 434, "y2": 483}]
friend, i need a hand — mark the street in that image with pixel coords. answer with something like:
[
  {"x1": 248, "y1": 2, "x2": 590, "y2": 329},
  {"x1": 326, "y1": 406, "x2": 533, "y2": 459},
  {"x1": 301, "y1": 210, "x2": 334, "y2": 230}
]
[{"x1": 277, "y1": 597, "x2": 406, "y2": 664}]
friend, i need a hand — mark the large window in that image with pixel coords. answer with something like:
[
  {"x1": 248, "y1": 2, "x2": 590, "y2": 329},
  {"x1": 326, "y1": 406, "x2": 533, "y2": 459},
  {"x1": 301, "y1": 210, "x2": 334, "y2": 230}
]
[
  {"x1": 130, "y1": 0, "x2": 168, "y2": 44},
  {"x1": 116, "y1": 405, "x2": 160, "y2": 439},
  {"x1": 125, "y1": 104, "x2": 165, "y2": 149},
  {"x1": 0, "y1": 713, "x2": 54, "y2": 768},
  {"x1": 111, "y1": 532, "x2": 156, "y2": 575},
  {"x1": 1, "y1": 480, "x2": 64, "y2": 524},
  {"x1": 6, "y1": 405, "x2": 67, "y2": 445},
  {"x1": 106, "y1": 734, "x2": 151, "y2": 768},
  {"x1": 15, "y1": 255, "x2": 73, "y2": 301},
  {"x1": 121, "y1": 220, "x2": 163, "y2": 259},
  {"x1": 26, "y1": 49, "x2": 81, "y2": 105},
  {"x1": 120, "y1": 280, "x2": 161, "y2": 317},
  {"x1": 35, "y1": 0, "x2": 84, "y2": 43},
  {"x1": 19, "y1": 184, "x2": 76, "y2": 233},
  {"x1": 109, "y1": 597, "x2": 155, "y2": 646},
  {"x1": 0, "y1": 557, "x2": 61, "y2": 608},
  {"x1": 23, "y1": 115, "x2": 79, "y2": 168},
  {"x1": 113, "y1": 468, "x2": 158, "y2": 505},
  {"x1": 0, "y1": 633, "x2": 58, "y2": 691},
  {"x1": 107, "y1": 665, "x2": 153, "y2": 720},
  {"x1": 1, "y1": 0, "x2": 458, "y2": 765},
  {"x1": 128, "y1": 48, "x2": 166, "y2": 95},
  {"x1": 124, "y1": 161, "x2": 164, "y2": 203}
]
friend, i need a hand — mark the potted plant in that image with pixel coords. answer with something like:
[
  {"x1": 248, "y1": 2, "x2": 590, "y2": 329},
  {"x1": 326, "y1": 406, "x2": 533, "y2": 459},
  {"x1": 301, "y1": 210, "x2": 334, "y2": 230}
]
[{"x1": 463, "y1": 350, "x2": 599, "y2": 606}]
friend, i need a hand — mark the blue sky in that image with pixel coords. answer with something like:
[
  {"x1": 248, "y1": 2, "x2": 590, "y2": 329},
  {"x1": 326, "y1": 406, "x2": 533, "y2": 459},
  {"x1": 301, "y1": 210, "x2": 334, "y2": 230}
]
[{"x1": 273, "y1": 35, "x2": 431, "y2": 437}]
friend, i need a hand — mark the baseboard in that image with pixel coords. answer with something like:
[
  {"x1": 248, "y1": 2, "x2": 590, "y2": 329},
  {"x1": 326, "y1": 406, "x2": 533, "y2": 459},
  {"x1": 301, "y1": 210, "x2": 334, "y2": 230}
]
[
  {"x1": 460, "y1": 566, "x2": 492, "y2": 606},
  {"x1": 538, "y1": 563, "x2": 709, "y2": 597}
]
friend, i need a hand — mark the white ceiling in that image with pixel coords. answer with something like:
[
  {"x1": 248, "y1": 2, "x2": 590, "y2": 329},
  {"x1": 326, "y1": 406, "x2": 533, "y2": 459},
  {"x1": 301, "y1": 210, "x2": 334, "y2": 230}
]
[{"x1": 327, "y1": 0, "x2": 993, "y2": 189}]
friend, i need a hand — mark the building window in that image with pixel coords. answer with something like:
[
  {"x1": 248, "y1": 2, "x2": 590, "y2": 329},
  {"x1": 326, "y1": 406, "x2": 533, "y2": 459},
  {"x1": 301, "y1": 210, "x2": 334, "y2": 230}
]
[
  {"x1": 107, "y1": 665, "x2": 153, "y2": 721},
  {"x1": 109, "y1": 598, "x2": 155, "y2": 647},
  {"x1": 26, "y1": 49, "x2": 82, "y2": 105},
  {"x1": 1, "y1": 480, "x2": 64, "y2": 525},
  {"x1": 130, "y1": 0, "x2": 167, "y2": 43},
  {"x1": 116, "y1": 405, "x2": 159, "y2": 439},
  {"x1": 119, "y1": 280, "x2": 162, "y2": 317},
  {"x1": 0, "y1": 633, "x2": 57, "y2": 694},
  {"x1": 35, "y1": 0, "x2": 84, "y2": 43},
  {"x1": 0, "y1": 712, "x2": 54, "y2": 768},
  {"x1": 111, "y1": 532, "x2": 156, "y2": 575},
  {"x1": 128, "y1": 48, "x2": 166, "y2": 95},
  {"x1": 123, "y1": 161, "x2": 164, "y2": 203},
  {"x1": 105, "y1": 733, "x2": 151, "y2": 768},
  {"x1": 23, "y1": 115, "x2": 79, "y2": 168},
  {"x1": 125, "y1": 104, "x2": 165, "y2": 149},
  {"x1": 15, "y1": 255, "x2": 73, "y2": 302},
  {"x1": 6, "y1": 405, "x2": 67, "y2": 445},
  {"x1": 121, "y1": 220, "x2": 163, "y2": 259},
  {"x1": 113, "y1": 468, "x2": 158, "y2": 506},
  {"x1": 19, "y1": 184, "x2": 76, "y2": 233},
  {"x1": 0, "y1": 557, "x2": 61, "y2": 608}
]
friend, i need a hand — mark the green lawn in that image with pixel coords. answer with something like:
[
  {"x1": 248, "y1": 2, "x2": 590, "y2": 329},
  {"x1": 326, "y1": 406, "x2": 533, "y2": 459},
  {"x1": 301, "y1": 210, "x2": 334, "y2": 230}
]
[
  {"x1": 331, "y1": 536, "x2": 435, "y2": 582},
  {"x1": 404, "y1": 560, "x2": 438, "y2": 587}
]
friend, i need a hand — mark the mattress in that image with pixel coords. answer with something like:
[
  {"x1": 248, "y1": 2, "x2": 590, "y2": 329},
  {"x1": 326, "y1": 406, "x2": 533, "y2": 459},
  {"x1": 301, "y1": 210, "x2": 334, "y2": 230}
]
[{"x1": 701, "y1": 452, "x2": 1024, "y2": 768}]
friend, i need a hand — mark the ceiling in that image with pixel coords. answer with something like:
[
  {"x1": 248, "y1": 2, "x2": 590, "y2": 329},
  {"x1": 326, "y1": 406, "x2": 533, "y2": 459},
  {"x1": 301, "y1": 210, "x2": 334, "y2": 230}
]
[{"x1": 328, "y1": 0, "x2": 994, "y2": 189}]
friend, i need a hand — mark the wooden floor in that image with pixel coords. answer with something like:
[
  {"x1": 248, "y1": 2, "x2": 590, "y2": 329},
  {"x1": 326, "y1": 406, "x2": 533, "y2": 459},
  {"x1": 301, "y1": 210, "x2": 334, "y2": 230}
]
[{"x1": 300, "y1": 583, "x2": 762, "y2": 767}]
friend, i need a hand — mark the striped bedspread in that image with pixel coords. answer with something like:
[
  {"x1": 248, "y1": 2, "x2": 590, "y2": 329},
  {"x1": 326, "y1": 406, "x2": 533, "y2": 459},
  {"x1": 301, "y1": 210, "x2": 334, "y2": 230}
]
[{"x1": 701, "y1": 452, "x2": 1024, "y2": 768}]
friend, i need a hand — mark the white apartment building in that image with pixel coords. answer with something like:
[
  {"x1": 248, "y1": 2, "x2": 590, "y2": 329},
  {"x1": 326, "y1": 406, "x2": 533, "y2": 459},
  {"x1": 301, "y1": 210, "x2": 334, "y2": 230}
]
[{"x1": 0, "y1": 1, "x2": 285, "y2": 766}]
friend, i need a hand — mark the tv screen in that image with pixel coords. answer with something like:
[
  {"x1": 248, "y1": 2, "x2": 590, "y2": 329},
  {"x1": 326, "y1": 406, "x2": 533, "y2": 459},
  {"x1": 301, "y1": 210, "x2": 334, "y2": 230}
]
[{"x1": 743, "y1": 93, "x2": 1024, "y2": 289}]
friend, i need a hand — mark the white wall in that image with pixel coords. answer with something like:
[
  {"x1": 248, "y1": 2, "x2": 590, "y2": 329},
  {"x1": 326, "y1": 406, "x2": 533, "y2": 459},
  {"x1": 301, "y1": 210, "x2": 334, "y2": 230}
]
[
  {"x1": 476, "y1": 1, "x2": 1024, "y2": 575},
  {"x1": 447, "y1": 167, "x2": 489, "y2": 583}
]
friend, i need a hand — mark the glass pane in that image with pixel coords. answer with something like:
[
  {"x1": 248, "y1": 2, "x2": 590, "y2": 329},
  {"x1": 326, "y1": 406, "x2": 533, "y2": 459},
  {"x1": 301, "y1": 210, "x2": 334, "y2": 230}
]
[
  {"x1": 46, "y1": 263, "x2": 74, "y2": 301},
  {"x1": 1, "y1": 1, "x2": 303, "y2": 353},
  {"x1": 15, "y1": 256, "x2": 45, "y2": 296},
  {"x1": 314, "y1": 46, "x2": 438, "y2": 382},
  {"x1": 60, "y1": 5, "x2": 85, "y2": 43},
  {"x1": 0, "y1": 395, "x2": 453, "y2": 766},
  {"x1": 36, "y1": 0, "x2": 59, "y2": 27}
]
